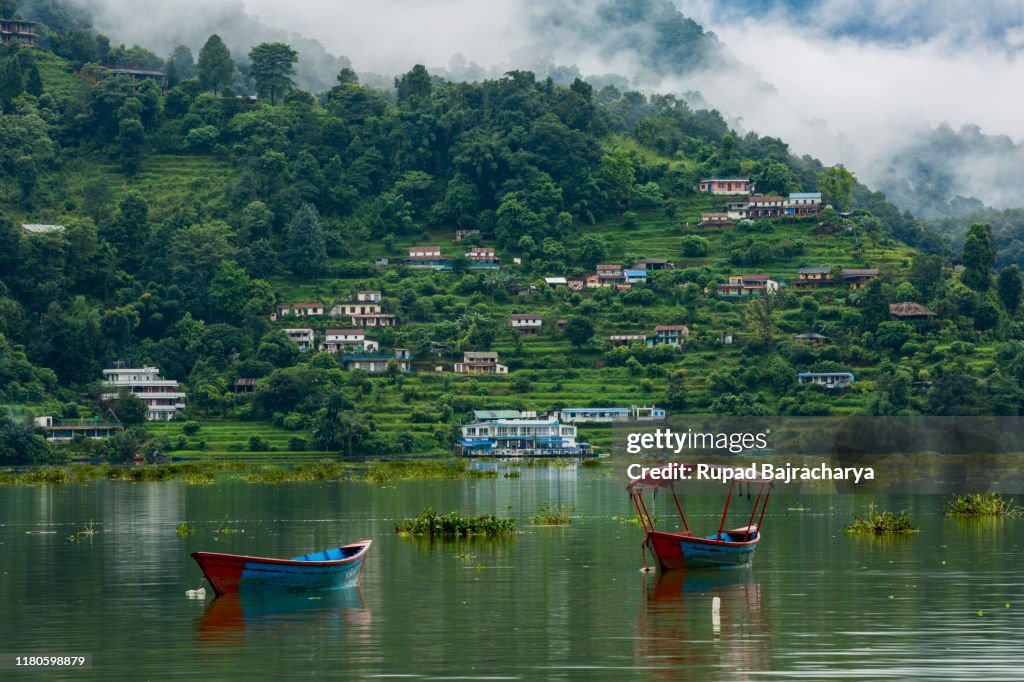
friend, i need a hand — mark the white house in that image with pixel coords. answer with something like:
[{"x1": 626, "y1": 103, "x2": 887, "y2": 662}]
[
  {"x1": 509, "y1": 313, "x2": 543, "y2": 334},
  {"x1": 101, "y1": 367, "x2": 186, "y2": 421},
  {"x1": 458, "y1": 416, "x2": 590, "y2": 457},
  {"x1": 454, "y1": 351, "x2": 508, "y2": 375},
  {"x1": 319, "y1": 329, "x2": 379, "y2": 353}
]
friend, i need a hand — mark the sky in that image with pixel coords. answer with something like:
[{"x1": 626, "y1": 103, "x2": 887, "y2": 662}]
[{"x1": 80, "y1": 0, "x2": 1024, "y2": 208}]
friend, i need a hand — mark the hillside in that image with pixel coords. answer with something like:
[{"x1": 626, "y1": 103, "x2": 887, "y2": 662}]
[{"x1": 2, "y1": 29, "x2": 1023, "y2": 465}]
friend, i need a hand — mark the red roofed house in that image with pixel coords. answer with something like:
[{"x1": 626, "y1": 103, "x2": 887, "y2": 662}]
[{"x1": 649, "y1": 325, "x2": 689, "y2": 346}]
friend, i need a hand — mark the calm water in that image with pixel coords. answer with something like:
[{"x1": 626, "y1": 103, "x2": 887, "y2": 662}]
[{"x1": 1, "y1": 465, "x2": 1023, "y2": 681}]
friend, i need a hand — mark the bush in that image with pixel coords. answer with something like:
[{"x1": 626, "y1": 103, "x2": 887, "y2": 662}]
[
  {"x1": 943, "y1": 493, "x2": 1022, "y2": 517},
  {"x1": 287, "y1": 436, "x2": 307, "y2": 451},
  {"x1": 395, "y1": 508, "x2": 516, "y2": 537},
  {"x1": 181, "y1": 421, "x2": 201, "y2": 436},
  {"x1": 248, "y1": 435, "x2": 270, "y2": 452},
  {"x1": 843, "y1": 509, "x2": 918, "y2": 535}
]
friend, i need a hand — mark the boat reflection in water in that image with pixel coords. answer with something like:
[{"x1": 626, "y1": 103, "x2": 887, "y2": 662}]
[
  {"x1": 635, "y1": 570, "x2": 771, "y2": 679},
  {"x1": 196, "y1": 588, "x2": 371, "y2": 648}
]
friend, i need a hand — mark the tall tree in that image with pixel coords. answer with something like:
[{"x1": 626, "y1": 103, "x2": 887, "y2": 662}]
[
  {"x1": 998, "y1": 265, "x2": 1022, "y2": 314},
  {"x1": 168, "y1": 45, "x2": 196, "y2": 81},
  {"x1": 284, "y1": 203, "x2": 327, "y2": 276},
  {"x1": 961, "y1": 222, "x2": 994, "y2": 291},
  {"x1": 197, "y1": 34, "x2": 234, "y2": 95},
  {"x1": 817, "y1": 165, "x2": 855, "y2": 212},
  {"x1": 248, "y1": 42, "x2": 298, "y2": 105}
]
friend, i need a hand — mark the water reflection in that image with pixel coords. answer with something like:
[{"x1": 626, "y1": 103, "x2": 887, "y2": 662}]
[
  {"x1": 636, "y1": 570, "x2": 770, "y2": 679},
  {"x1": 196, "y1": 589, "x2": 370, "y2": 647}
]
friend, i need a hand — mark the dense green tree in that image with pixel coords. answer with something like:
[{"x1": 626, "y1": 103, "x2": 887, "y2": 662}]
[
  {"x1": 817, "y1": 165, "x2": 855, "y2": 212},
  {"x1": 283, "y1": 203, "x2": 328, "y2": 276},
  {"x1": 248, "y1": 42, "x2": 298, "y2": 105},
  {"x1": 997, "y1": 264, "x2": 1022, "y2": 313},
  {"x1": 859, "y1": 279, "x2": 890, "y2": 330},
  {"x1": 961, "y1": 223, "x2": 994, "y2": 291},
  {"x1": 0, "y1": 410, "x2": 56, "y2": 464},
  {"x1": 665, "y1": 371, "x2": 687, "y2": 409},
  {"x1": 168, "y1": 44, "x2": 196, "y2": 85},
  {"x1": 564, "y1": 317, "x2": 595, "y2": 347},
  {"x1": 110, "y1": 389, "x2": 148, "y2": 425},
  {"x1": 197, "y1": 34, "x2": 234, "y2": 95}
]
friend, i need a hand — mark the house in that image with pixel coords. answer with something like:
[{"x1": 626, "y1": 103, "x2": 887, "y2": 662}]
[
  {"x1": 567, "y1": 279, "x2": 585, "y2": 291},
  {"x1": 357, "y1": 290, "x2": 382, "y2": 302},
  {"x1": 275, "y1": 302, "x2": 324, "y2": 318},
  {"x1": 609, "y1": 334, "x2": 647, "y2": 347},
  {"x1": 33, "y1": 416, "x2": 123, "y2": 443},
  {"x1": 699, "y1": 212, "x2": 734, "y2": 228},
  {"x1": 697, "y1": 178, "x2": 753, "y2": 195},
  {"x1": 634, "y1": 258, "x2": 675, "y2": 271},
  {"x1": 1, "y1": 19, "x2": 38, "y2": 47},
  {"x1": 557, "y1": 405, "x2": 666, "y2": 423},
  {"x1": 473, "y1": 409, "x2": 536, "y2": 421},
  {"x1": 720, "y1": 331, "x2": 734, "y2": 345},
  {"x1": 454, "y1": 229, "x2": 473, "y2": 241},
  {"x1": 794, "y1": 332, "x2": 829, "y2": 347},
  {"x1": 231, "y1": 378, "x2": 257, "y2": 394},
  {"x1": 785, "y1": 192, "x2": 823, "y2": 216},
  {"x1": 406, "y1": 246, "x2": 452, "y2": 270},
  {"x1": 457, "y1": 415, "x2": 591, "y2": 458},
  {"x1": 649, "y1": 325, "x2": 689, "y2": 346},
  {"x1": 375, "y1": 257, "x2": 390, "y2": 266},
  {"x1": 624, "y1": 269, "x2": 648, "y2": 284},
  {"x1": 284, "y1": 328, "x2": 315, "y2": 351},
  {"x1": 320, "y1": 329, "x2": 379, "y2": 353},
  {"x1": 797, "y1": 372, "x2": 854, "y2": 390},
  {"x1": 596, "y1": 264, "x2": 626, "y2": 286},
  {"x1": 544, "y1": 277, "x2": 568, "y2": 288},
  {"x1": 716, "y1": 274, "x2": 779, "y2": 298},
  {"x1": 792, "y1": 267, "x2": 834, "y2": 288},
  {"x1": 21, "y1": 223, "x2": 64, "y2": 234},
  {"x1": 466, "y1": 247, "x2": 500, "y2": 269},
  {"x1": 889, "y1": 302, "x2": 936, "y2": 321},
  {"x1": 331, "y1": 301, "x2": 383, "y2": 316},
  {"x1": 509, "y1": 313, "x2": 543, "y2": 334},
  {"x1": 101, "y1": 67, "x2": 167, "y2": 91},
  {"x1": 744, "y1": 196, "x2": 787, "y2": 219},
  {"x1": 350, "y1": 313, "x2": 396, "y2": 328},
  {"x1": 454, "y1": 351, "x2": 508, "y2": 375},
  {"x1": 840, "y1": 268, "x2": 879, "y2": 289},
  {"x1": 101, "y1": 366, "x2": 186, "y2": 421},
  {"x1": 342, "y1": 348, "x2": 413, "y2": 373}
]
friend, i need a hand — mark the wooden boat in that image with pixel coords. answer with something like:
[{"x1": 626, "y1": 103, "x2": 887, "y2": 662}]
[
  {"x1": 191, "y1": 540, "x2": 371, "y2": 595},
  {"x1": 629, "y1": 465, "x2": 771, "y2": 571}
]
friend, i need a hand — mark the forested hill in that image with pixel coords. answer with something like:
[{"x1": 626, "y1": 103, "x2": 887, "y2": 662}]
[{"x1": 1, "y1": 15, "x2": 1022, "y2": 464}]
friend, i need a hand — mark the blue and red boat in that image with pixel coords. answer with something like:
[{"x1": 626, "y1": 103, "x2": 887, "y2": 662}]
[
  {"x1": 191, "y1": 540, "x2": 371, "y2": 595},
  {"x1": 629, "y1": 465, "x2": 771, "y2": 571}
]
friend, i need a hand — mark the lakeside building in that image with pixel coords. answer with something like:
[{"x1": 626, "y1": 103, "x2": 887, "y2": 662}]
[
  {"x1": 797, "y1": 372, "x2": 854, "y2": 390},
  {"x1": 457, "y1": 415, "x2": 591, "y2": 458},
  {"x1": 101, "y1": 366, "x2": 186, "y2": 421},
  {"x1": 557, "y1": 405, "x2": 665, "y2": 423},
  {"x1": 319, "y1": 329, "x2": 379, "y2": 353},
  {"x1": 33, "y1": 416, "x2": 123, "y2": 443},
  {"x1": 454, "y1": 351, "x2": 508, "y2": 375}
]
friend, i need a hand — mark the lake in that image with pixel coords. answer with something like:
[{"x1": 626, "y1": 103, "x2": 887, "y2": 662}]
[{"x1": 1, "y1": 464, "x2": 1023, "y2": 680}]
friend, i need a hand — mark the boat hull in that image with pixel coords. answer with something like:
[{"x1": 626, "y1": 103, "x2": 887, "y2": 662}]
[
  {"x1": 192, "y1": 540, "x2": 371, "y2": 595},
  {"x1": 647, "y1": 530, "x2": 758, "y2": 570}
]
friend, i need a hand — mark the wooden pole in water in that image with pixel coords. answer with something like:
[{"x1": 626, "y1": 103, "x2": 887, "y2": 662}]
[{"x1": 717, "y1": 481, "x2": 734, "y2": 539}]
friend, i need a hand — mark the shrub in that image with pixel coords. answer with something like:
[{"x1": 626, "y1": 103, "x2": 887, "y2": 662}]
[
  {"x1": 395, "y1": 508, "x2": 516, "y2": 537},
  {"x1": 287, "y1": 436, "x2": 307, "y2": 451},
  {"x1": 843, "y1": 509, "x2": 918, "y2": 535},
  {"x1": 248, "y1": 435, "x2": 270, "y2": 452},
  {"x1": 943, "y1": 493, "x2": 1022, "y2": 517},
  {"x1": 181, "y1": 421, "x2": 201, "y2": 436}
]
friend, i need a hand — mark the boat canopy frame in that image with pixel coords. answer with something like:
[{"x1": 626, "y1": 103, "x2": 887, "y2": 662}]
[{"x1": 627, "y1": 464, "x2": 773, "y2": 569}]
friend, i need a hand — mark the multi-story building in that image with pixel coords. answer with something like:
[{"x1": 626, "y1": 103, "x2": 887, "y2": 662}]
[
  {"x1": 0, "y1": 18, "x2": 38, "y2": 47},
  {"x1": 101, "y1": 367, "x2": 186, "y2": 421},
  {"x1": 697, "y1": 178, "x2": 753, "y2": 195},
  {"x1": 466, "y1": 247, "x2": 500, "y2": 269},
  {"x1": 509, "y1": 313, "x2": 543, "y2": 334},
  {"x1": 406, "y1": 246, "x2": 452, "y2": 270},
  {"x1": 649, "y1": 325, "x2": 690, "y2": 346},
  {"x1": 556, "y1": 405, "x2": 666, "y2": 423},
  {"x1": 792, "y1": 267, "x2": 834, "y2": 288},
  {"x1": 457, "y1": 415, "x2": 591, "y2": 458},
  {"x1": 33, "y1": 416, "x2": 123, "y2": 442},
  {"x1": 716, "y1": 274, "x2": 779, "y2": 298}
]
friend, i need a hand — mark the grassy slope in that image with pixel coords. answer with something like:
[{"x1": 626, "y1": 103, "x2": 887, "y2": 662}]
[{"x1": 25, "y1": 59, "x2": 990, "y2": 457}]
